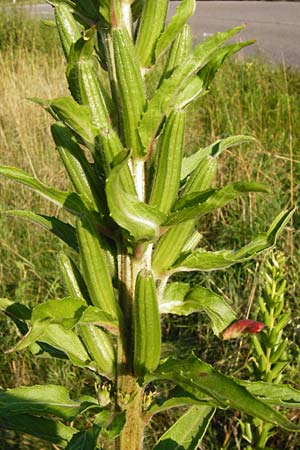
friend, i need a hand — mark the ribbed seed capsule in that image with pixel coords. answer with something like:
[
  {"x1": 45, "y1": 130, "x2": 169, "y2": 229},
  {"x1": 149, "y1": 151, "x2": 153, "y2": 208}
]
[
  {"x1": 135, "y1": 0, "x2": 168, "y2": 68},
  {"x1": 112, "y1": 27, "x2": 146, "y2": 157},
  {"x1": 54, "y1": 4, "x2": 81, "y2": 60},
  {"x1": 149, "y1": 110, "x2": 185, "y2": 214},
  {"x1": 51, "y1": 122, "x2": 106, "y2": 213},
  {"x1": 58, "y1": 252, "x2": 116, "y2": 378},
  {"x1": 152, "y1": 133, "x2": 217, "y2": 274},
  {"x1": 162, "y1": 24, "x2": 192, "y2": 80},
  {"x1": 134, "y1": 269, "x2": 161, "y2": 376},
  {"x1": 76, "y1": 215, "x2": 120, "y2": 321}
]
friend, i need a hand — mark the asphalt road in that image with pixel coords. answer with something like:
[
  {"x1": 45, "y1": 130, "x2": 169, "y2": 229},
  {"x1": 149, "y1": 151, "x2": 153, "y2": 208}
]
[{"x1": 5, "y1": 1, "x2": 300, "y2": 67}]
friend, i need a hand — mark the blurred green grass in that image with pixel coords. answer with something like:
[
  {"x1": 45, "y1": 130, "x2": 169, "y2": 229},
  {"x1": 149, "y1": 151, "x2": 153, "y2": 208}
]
[{"x1": 0, "y1": 11, "x2": 299, "y2": 449}]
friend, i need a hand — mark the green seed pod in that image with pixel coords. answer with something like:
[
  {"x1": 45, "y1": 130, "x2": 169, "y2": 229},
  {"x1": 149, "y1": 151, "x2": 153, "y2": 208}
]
[
  {"x1": 112, "y1": 27, "x2": 146, "y2": 157},
  {"x1": 162, "y1": 24, "x2": 192, "y2": 79},
  {"x1": 183, "y1": 156, "x2": 217, "y2": 194},
  {"x1": 133, "y1": 269, "x2": 161, "y2": 376},
  {"x1": 135, "y1": 0, "x2": 169, "y2": 68},
  {"x1": 51, "y1": 122, "x2": 106, "y2": 214},
  {"x1": 149, "y1": 110, "x2": 185, "y2": 214},
  {"x1": 77, "y1": 214, "x2": 121, "y2": 321},
  {"x1": 58, "y1": 252, "x2": 116, "y2": 378},
  {"x1": 152, "y1": 220, "x2": 195, "y2": 274},
  {"x1": 54, "y1": 4, "x2": 81, "y2": 60},
  {"x1": 80, "y1": 325, "x2": 116, "y2": 378}
]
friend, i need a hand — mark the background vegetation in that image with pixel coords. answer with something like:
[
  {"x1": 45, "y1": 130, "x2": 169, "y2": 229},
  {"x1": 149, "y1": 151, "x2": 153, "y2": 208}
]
[{"x1": 0, "y1": 12, "x2": 299, "y2": 449}]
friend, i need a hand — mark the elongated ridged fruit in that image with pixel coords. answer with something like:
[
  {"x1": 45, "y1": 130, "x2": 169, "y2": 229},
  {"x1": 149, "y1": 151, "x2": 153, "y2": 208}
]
[
  {"x1": 58, "y1": 252, "x2": 116, "y2": 378},
  {"x1": 149, "y1": 110, "x2": 185, "y2": 214},
  {"x1": 112, "y1": 27, "x2": 146, "y2": 157},
  {"x1": 76, "y1": 214, "x2": 120, "y2": 321},
  {"x1": 133, "y1": 269, "x2": 161, "y2": 376}
]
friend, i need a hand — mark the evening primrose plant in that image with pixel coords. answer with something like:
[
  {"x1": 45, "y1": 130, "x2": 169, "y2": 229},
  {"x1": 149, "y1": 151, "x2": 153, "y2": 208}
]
[{"x1": 0, "y1": 1, "x2": 299, "y2": 449}]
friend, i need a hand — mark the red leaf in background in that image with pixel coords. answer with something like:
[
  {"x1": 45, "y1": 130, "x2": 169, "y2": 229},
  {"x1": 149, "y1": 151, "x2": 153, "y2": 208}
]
[{"x1": 223, "y1": 319, "x2": 265, "y2": 340}]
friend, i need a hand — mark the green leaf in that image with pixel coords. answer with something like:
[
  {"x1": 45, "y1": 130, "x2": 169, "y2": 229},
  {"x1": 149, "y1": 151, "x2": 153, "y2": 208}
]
[
  {"x1": 0, "y1": 297, "x2": 31, "y2": 321},
  {"x1": 181, "y1": 135, "x2": 258, "y2": 181},
  {"x1": 3, "y1": 210, "x2": 78, "y2": 251},
  {"x1": 139, "y1": 25, "x2": 245, "y2": 151},
  {"x1": 148, "y1": 355, "x2": 300, "y2": 432},
  {"x1": 10, "y1": 318, "x2": 92, "y2": 368},
  {"x1": 172, "y1": 208, "x2": 295, "y2": 271},
  {"x1": 155, "y1": 0, "x2": 196, "y2": 59},
  {"x1": 49, "y1": 97, "x2": 98, "y2": 148},
  {"x1": 0, "y1": 385, "x2": 87, "y2": 421},
  {"x1": 153, "y1": 405, "x2": 215, "y2": 450},
  {"x1": 164, "y1": 182, "x2": 269, "y2": 226},
  {"x1": 0, "y1": 297, "x2": 30, "y2": 336},
  {"x1": 106, "y1": 157, "x2": 165, "y2": 243},
  {"x1": 80, "y1": 306, "x2": 119, "y2": 335},
  {"x1": 146, "y1": 386, "x2": 217, "y2": 420},
  {"x1": 0, "y1": 414, "x2": 77, "y2": 445},
  {"x1": 160, "y1": 285, "x2": 235, "y2": 335},
  {"x1": 65, "y1": 426, "x2": 102, "y2": 450},
  {"x1": 31, "y1": 297, "x2": 87, "y2": 329},
  {"x1": 173, "y1": 40, "x2": 254, "y2": 109},
  {"x1": 0, "y1": 166, "x2": 85, "y2": 215},
  {"x1": 238, "y1": 380, "x2": 300, "y2": 408}
]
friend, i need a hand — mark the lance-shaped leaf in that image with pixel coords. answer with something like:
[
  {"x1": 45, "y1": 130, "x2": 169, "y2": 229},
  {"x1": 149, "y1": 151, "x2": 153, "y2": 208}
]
[
  {"x1": 30, "y1": 297, "x2": 86, "y2": 329},
  {"x1": 65, "y1": 425, "x2": 102, "y2": 450},
  {"x1": 9, "y1": 319, "x2": 92, "y2": 368},
  {"x1": 80, "y1": 306, "x2": 119, "y2": 335},
  {"x1": 112, "y1": 27, "x2": 146, "y2": 157},
  {"x1": 49, "y1": 97, "x2": 98, "y2": 148},
  {"x1": 149, "y1": 110, "x2": 185, "y2": 213},
  {"x1": 3, "y1": 210, "x2": 78, "y2": 251},
  {"x1": 0, "y1": 297, "x2": 30, "y2": 336},
  {"x1": 147, "y1": 355, "x2": 300, "y2": 431},
  {"x1": 135, "y1": 0, "x2": 169, "y2": 68},
  {"x1": 0, "y1": 384, "x2": 97, "y2": 421},
  {"x1": 153, "y1": 405, "x2": 215, "y2": 450},
  {"x1": 237, "y1": 380, "x2": 300, "y2": 408},
  {"x1": 155, "y1": 0, "x2": 195, "y2": 60},
  {"x1": 0, "y1": 414, "x2": 77, "y2": 445},
  {"x1": 106, "y1": 157, "x2": 165, "y2": 243},
  {"x1": 139, "y1": 25, "x2": 245, "y2": 152},
  {"x1": 0, "y1": 166, "x2": 85, "y2": 215},
  {"x1": 164, "y1": 182, "x2": 270, "y2": 226},
  {"x1": 160, "y1": 284, "x2": 235, "y2": 335},
  {"x1": 181, "y1": 135, "x2": 258, "y2": 181},
  {"x1": 172, "y1": 208, "x2": 295, "y2": 271},
  {"x1": 146, "y1": 386, "x2": 217, "y2": 420},
  {"x1": 173, "y1": 40, "x2": 254, "y2": 110}
]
